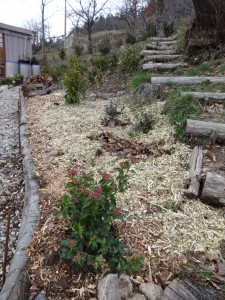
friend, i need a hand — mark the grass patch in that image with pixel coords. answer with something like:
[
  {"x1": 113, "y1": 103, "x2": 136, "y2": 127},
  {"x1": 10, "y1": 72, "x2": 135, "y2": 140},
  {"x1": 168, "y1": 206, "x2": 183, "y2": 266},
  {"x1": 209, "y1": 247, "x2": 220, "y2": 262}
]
[
  {"x1": 162, "y1": 91, "x2": 201, "y2": 141},
  {"x1": 131, "y1": 72, "x2": 151, "y2": 88},
  {"x1": 185, "y1": 62, "x2": 213, "y2": 76}
]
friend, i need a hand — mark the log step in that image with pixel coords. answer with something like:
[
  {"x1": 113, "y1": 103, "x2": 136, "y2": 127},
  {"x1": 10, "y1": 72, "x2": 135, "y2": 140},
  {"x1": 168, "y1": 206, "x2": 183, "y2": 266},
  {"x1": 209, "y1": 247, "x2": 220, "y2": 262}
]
[
  {"x1": 141, "y1": 50, "x2": 179, "y2": 56},
  {"x1": 151, "y1": 76, "x2": 225, "y2": 85},
  {"x1": 143, "y1": 54, "x2": 181, "y2": 63},
  {"x1": 185, "y1": 119, "x2": 225, "y2": 142},
  {"x1": 150, "y1": 40, "x2": 177, "y2": 46},
  {"x1": 145, "y1": 44, "x2": 174, "y2": 50},
  {"x1": 201, "y1": 172, "x2": 225, "y2": 206},
  {"x1": 181, "y1": 92, "x2": 225, "y2": 104},
  {"x1": 151, "y1": 35, "x2": 177, "y2": 42},
  {"x1": 143, "y1": 63, "x2": 188, "y2": 71}
]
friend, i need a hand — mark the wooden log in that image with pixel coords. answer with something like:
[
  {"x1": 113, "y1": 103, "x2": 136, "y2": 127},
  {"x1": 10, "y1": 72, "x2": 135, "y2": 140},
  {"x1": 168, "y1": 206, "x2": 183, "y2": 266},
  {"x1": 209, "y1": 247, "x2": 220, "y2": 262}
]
[
  {"x1": 145, "y1": 44, "x2": 174, "y2": 50},
  {"x1": 187, "y1": 146, "x2": 203, "y2": 198},
  {"x1": 161, "y1": 276, "x2": 223, "y2": 300},
  {"x1": 151, "y1": 76, "x2": 225, "y2": 85},
  {"x1": 185, "y1": 119, "x2": 225, "y2": 142},
  {"x1": 150, "y1": 40, "x2": 177, "y2": 46},
  {"x1": 201, "y1": 172, "x2": 225, "y2": 206},
  {"x1": 151, "y1": 35, "x2": 177, "y2": 42},
  {"x1": 142, "y1": 54, "x2": 181, "y2": 63},
  {"x1": 143, "y1": 63, "x2": 188, "y2": 71},
  {"x1": 181, "y1": 92, "x2": 225, "y2": 104},
  {"x1": 140, "y1": 49, "x2": 178, "y2": 56}
]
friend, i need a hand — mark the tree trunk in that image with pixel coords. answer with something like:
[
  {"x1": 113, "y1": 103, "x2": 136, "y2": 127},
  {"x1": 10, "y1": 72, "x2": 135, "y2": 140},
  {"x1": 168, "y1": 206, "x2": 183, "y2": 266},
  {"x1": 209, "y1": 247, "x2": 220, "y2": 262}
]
[
  {"x1": 187, "y1": 1, "x2": 225, "y2": 61},
  {"x1": 87, "y1": 28, "x2": 93, "y2": 54},
  {"x1": 201, "y1": 172, "x2": 225, "y2": 206},
  {"x1": 41, "y1": 1, "x2": 46, "y2": 65},
  {"x1": 156, "y1": 0, "x2": 165, "y2": 37}
]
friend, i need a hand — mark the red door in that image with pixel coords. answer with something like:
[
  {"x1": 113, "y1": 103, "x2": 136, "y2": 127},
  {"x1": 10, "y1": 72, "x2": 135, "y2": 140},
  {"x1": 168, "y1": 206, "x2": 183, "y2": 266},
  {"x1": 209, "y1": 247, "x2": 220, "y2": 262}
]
[{"x1": 0, "y1": 33, "x2": 6, "y2": 78}]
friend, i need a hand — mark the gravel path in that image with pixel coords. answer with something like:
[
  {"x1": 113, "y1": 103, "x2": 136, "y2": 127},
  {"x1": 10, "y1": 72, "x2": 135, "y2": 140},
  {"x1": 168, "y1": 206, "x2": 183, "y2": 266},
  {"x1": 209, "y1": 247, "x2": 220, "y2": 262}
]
[{"x1": 0, "y1": 85, "x2": 24, "y2": 287}]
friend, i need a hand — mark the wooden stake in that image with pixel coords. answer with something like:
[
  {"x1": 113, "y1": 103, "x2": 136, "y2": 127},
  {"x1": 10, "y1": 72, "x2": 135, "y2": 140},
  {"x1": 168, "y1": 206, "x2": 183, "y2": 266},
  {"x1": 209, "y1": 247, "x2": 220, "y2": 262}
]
[{"x1": 2, "y1": 209, "x2": 11, "y2": 285}]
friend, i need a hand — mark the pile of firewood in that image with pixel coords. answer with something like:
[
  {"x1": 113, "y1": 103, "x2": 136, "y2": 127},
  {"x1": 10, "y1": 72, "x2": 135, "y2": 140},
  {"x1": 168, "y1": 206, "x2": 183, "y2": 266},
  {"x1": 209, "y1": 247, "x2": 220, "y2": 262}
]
[{"x1": 24, "y1": 75, "x2": 56, "y2": 87}]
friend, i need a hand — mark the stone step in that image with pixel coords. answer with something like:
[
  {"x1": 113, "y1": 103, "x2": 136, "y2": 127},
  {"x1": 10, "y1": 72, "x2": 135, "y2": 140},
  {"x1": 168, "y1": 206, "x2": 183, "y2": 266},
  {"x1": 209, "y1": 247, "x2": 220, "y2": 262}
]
[
  {"x1": 142, "y1": 54, "x2": 182, "y2": 63},
  {"x1": 141, "y1": 49, "x2": 179, "y2": 56}
]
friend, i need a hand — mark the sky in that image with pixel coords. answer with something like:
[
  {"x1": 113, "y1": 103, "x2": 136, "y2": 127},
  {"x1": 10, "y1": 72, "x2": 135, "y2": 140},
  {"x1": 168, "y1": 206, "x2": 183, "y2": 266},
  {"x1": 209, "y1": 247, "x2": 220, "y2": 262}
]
[{"x1": 0, "y1": 0, "x2": 73, "y2": 38}]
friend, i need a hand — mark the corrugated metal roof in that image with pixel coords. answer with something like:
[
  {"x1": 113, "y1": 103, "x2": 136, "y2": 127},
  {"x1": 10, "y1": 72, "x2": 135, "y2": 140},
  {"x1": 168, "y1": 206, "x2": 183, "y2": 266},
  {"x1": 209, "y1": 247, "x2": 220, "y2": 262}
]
[{"x1": 0, "y1": 22, "x2": 33, "y2": 36}]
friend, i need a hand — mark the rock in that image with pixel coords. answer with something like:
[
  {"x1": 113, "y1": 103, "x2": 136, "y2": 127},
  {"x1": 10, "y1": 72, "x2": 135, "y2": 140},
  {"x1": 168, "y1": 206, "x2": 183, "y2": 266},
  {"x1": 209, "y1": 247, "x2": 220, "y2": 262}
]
[
  {"x1": 98, "y1": 274, "x2": 132, "y2": 300},
  {"x1": 34, "y1": 293, "x2": 47, "y2": 300},
  {"x1": 139, "y1": 282, "x2": 163, "y2": 300},
  {"x1": 135, "y1": 84, "x2": 159, "y2": 103},
  {"x1": 126, "y1": 293, "x2": 147, "y2": 300}
]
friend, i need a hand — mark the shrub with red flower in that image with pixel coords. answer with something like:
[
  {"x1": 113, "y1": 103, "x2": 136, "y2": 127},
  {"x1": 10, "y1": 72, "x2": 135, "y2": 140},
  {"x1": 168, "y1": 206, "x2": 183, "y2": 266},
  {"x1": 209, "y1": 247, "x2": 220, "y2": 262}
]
[{"x1": 57, "y1": 161, "x2": 143, "y2": 274}]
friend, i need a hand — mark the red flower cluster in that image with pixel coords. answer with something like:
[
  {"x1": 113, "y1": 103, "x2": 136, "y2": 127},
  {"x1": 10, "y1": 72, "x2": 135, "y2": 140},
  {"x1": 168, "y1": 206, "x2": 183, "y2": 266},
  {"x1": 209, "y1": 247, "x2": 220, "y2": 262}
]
[
  {"x1": 68, "y1": 169, "x2": 78, "y2": 175},
  {"x1": 112, "y1": 208, "x2": 120, "y2": 216},
  {"x1": 81, "y1": 188, "x2": 89, "y2": 195},
  {"x1": 91, "y1": 187, "x2": 102, "y2": 201},
  {"x1": 69, "y1": 240, "x2": 76, "y2": 248},
  {"x1": 101, "y1": 172, "x2": 111, "y2": 180}
]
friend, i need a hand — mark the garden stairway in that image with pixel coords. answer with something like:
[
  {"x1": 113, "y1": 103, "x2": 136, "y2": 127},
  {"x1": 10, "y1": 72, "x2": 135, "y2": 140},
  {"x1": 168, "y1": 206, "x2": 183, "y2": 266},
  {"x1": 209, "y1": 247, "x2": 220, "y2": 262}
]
[
  {"x1": 150, "y1": 74, "x2": 225, "y2": 207},
  {"x1": 140, "y1": 35, "x2": 188, "y2": 71}
]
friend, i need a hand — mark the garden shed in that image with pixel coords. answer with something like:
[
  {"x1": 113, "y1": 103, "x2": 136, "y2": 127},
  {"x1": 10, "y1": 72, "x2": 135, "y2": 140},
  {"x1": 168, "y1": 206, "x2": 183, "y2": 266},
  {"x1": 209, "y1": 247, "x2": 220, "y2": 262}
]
[{"x1": 0, "y1": 22, "x2": 33, "y2": 79}]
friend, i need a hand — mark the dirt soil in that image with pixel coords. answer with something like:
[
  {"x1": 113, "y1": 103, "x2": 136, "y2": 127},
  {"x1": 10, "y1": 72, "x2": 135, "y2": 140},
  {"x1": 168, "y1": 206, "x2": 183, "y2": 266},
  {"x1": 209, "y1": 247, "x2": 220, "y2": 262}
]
[{"x1": 25, "y1": 73, "x2": 225, "y2": 299}]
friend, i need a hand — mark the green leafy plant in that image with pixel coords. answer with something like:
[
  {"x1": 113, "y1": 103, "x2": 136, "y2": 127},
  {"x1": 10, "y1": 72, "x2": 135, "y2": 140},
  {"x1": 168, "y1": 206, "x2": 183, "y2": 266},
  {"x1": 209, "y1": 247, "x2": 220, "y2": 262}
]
[
  {"x1": 59, "y1": 48, "x2": 66, "y2": 60},
  {"x1": 125, "y1": 32, "x2": 136, "y2": 45},
  {"x1": 74, "y1": 44, "x2": 84, "y2": 56},
  {"x1": 98, "y1": 36, "x2": 112, "y2": 54},
  {"x1": 88, "y1": 66, "x2": 103, "y2": 87},
  {"x1": 91, "y1": 55, "x2": 110, "y2": 72},
  {"x1": 134, "y1": 111, "x2": 155, "y2": 134},
  {"x1": 163, "y1": 92, "x2": 201, "y2": 140},
  {"x1": 62, "y1": 56, "x2": 87, "y2": 104},
  {"x1": 118, "y1": 45, "x2": 140, "y2": 74},
  {"x1": 185, "y1": 62, "x2": 212, "y2": 76},
  {"x1": 57, "y1": 162, "x2": 143, "y2": 274},
  {"x1": 105, "y1": 101, "x2": 121, "y2": 118},
  {"x1": 2, "y1": 74, "x2": 23, "y2": 85}
]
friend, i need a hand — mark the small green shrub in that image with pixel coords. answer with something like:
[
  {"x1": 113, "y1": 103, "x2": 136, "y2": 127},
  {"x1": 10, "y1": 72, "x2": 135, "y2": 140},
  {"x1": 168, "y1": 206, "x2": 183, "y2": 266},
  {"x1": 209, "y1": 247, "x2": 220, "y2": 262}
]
[
  {"x1": 2, "y1": 74, "x2": 23, "y2": 85},
  {"x1": 118, "y1": 45, "x2": 140, "y2": 74},
  {"x1": 98, "y1": 36, "x2": 112, "y2": 54},
  {"x1": 105, "y1": 101, "x2": 121, "y2": 118},
  {"x1": 134, "y1": 111, "x2": 155, "y2": 133},
  {"x1": 88, "y1": 66, "x2": 103, "y2": 87},
  {"x1": 164, "y1": 21, "x2": 175, "y2": 37},
  {"x1": 91, "y1": 55, "x2": 110, "y2": 72},
  {"x1": 57, "y1": 163, "x2": 143, "y2": 274},
  {"x1": 115, "y1": 38, "x2": 123, "y2": 48},
  {"x1": 126, "y1": 32, "x2": 136, "y2": 45},
  {"x1": 62, "y1": 56, "x2": 87, "y2": 104},
  {"x1": 59, "y1": 48, "x2": 66, "y2": 60},
  {"x1": 108, "y1": 51, "x2": 119, "y2": 73},
  {"x1": 74, "y1": 44, "x2": 84, "y2": 56}
]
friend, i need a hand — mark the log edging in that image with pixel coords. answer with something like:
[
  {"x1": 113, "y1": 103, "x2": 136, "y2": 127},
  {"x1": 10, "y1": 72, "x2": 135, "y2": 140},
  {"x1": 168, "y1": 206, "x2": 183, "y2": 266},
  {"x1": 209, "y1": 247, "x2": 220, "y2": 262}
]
[{"x1": 0, "y1": 93, "x2": 40, "y2": 299}]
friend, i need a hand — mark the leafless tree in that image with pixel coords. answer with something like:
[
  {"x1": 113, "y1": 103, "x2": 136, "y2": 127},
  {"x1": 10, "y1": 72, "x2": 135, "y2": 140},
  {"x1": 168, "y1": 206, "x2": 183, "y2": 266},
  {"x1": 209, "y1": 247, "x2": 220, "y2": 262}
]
[
  {"x1": 67, "y1": 0, "x2": 109, "y2": 53},
  {"x1": 116, "y1": 0, "x2": 147, "y2": 33},
  {"x1": 40, "y1": 0, "x2": 53, "y2": 64}
]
